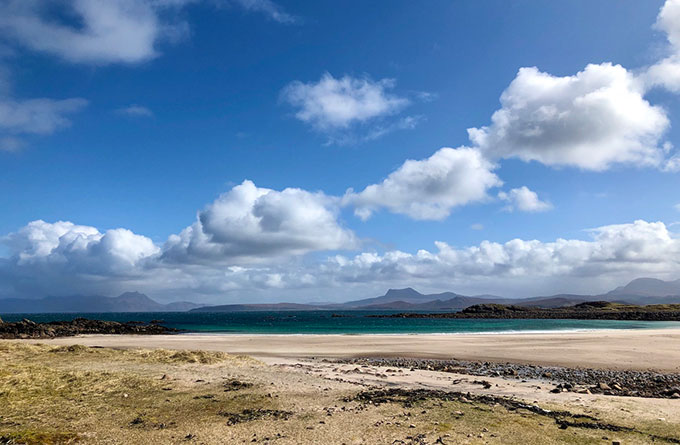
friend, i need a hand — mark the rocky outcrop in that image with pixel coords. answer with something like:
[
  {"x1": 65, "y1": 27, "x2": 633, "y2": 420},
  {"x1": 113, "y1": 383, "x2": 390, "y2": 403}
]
[
  {"x1": 0, "y1": 318, "x2": 178, "y2": 339},
  {"x1": 370, "y1": 301, "x2": 680, "y2": 321}
]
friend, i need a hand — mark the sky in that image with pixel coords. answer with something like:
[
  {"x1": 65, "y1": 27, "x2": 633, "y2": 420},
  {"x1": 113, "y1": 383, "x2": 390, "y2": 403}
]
[{"x1": 1, "y1": 0, "x2": 680, "y2": 304}]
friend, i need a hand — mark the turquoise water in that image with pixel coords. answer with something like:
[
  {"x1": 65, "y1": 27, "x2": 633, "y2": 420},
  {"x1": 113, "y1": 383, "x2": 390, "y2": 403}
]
[{"x1": 2, "y1": 311, "x2": 680, "y2": 334}]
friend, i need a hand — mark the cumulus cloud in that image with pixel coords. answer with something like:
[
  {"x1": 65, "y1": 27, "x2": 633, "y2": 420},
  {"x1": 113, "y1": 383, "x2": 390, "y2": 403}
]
[
  {"x1": 281, "y1": 73, "x2": 420, "y2": 143},
  {"x1": 2, "y1": 220, "x2": 159, "y2": 274},
  {"x1": 644, "y1": 0, "x2": 680, "y2": 92},
  {"x1": 2, "y1": 218, "x2": 679, "y2": 301},
  {"x1": 0, "y1": 180, "x2": 357, "y2": 299},
  {"x1": 282, "y1": 73, "x2": 409, "y2": 129},
  {"x1": 162, "y1": 180, "x2": 358, "y2": 263},
  {"x1": 498, "y1": 186, "x2": 552, "y2": 212},
  {"x1": 468, "y1": 63, "x2": 670, "y2": 171},
  {"x1": 343, "y1": 147, "x2": 502, "y2": 221},
  {"x1": 0, "y1": 220, "x2": 161, "y2": 298}
]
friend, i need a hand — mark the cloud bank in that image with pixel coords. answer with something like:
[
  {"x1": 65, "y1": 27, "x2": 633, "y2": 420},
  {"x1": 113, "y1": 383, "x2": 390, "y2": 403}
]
[{"x1": 2, "y1": 217, "x2": 679, "y2": 301}]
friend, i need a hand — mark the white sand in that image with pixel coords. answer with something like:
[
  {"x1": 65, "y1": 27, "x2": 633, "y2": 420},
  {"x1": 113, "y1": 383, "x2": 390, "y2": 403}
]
[{"x1": 21, "y1": 328, "x2": 680, "y2": 372}]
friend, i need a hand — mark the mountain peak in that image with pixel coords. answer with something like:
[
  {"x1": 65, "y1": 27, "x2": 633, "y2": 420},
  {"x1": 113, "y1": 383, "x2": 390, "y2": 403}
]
[
  {"x1": 607, "y1": 277, "x2": 680, "y2": 297},
  {"x1": 384, "y1": 288, "x2": 421, "y2": 297},
  {"x1": 116, "y1": 291, "x2": 148, "y2": 298}
]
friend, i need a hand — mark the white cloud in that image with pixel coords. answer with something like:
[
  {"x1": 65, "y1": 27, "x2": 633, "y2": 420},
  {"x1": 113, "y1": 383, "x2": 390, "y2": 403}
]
[
  {"x1": 3, "y1": 220, "x2": 159, "y2": 272},
  {"x1": 644, "y1": 0, "x2": 680, "y2": 92},
  {"x1": 470, "y1": 223, "x2": 484, "y2": 231},
  {"x1": 343, "y1": 147, "x2": 502, "y2": 221},
  {"x1": 363, "y1": 115, "x2": 423, "y2": 141},
  {"x1": 0, "y1": 97, "x2": 87, "y2": 135},
  {"x1": 0, "y1": 220, "x2": 160, "y2": 298},
  {"x1": 468, "y1": 63, "x2": 670, "y2": 171},
  {"x1": 2, "y1": 218, "x2": 679, "y2": 301},
  {"x1": 117, "y1": 105, "x2": 154, "y2": 117},
  {"x1": 322, "y1": 220, "x2": 680, "y2": 297},
  {"x1": 0, "y1": 0, "x2": 295, "y2": 66},
  {"x1": 665, "y1": 155, "x2": 680, "y2": 172},
  {"x1": 0, "y1": 0, "x2": 181, "y2": 65},
  {"x1": 162, "y1": 180, "x2": 357, "y2": 263},
  {"x1": 0, "y1": 179, "x2": 357, "y2": 299},
  {"x1": 230, "y1": 0, "x2": 298, "y2": 24},
  {"x1": 281, "y1": 73, "x2": 411, "y2": 139},
  {"x1": 675, "y1": 203, "x2": 680, "y2": 211},
  {"x1": 0, "y1": 96, "x2": 87, "y2": 150},
  {"x1": 498, "y1": 186, "x2": 552, "y2": 212}
]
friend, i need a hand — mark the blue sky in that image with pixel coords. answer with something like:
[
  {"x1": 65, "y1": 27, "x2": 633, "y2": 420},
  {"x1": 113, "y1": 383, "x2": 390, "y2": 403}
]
[{"x1": 1, "y1": 0, "x2": 679, "y2": 303}]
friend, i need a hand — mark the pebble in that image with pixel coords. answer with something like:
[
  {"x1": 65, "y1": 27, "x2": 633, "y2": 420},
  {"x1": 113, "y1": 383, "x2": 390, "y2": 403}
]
[{"x1": 334, "y1": 357, "x2": 680, "y2": 399}]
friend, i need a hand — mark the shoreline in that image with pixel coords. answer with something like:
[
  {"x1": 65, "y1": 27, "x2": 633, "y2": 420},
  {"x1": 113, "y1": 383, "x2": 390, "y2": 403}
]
[
  {"x1": 176, "y1": 324, "x2": 680, "y2": 336},
  {"x1": 15, "y1": 327, "x2": 680, "y2": 372}
]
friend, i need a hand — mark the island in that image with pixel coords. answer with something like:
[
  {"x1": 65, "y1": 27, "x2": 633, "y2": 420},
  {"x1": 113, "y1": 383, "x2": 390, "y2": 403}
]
[{"x1": 367, "y1": 301, "x2": 680, "y2": 321}]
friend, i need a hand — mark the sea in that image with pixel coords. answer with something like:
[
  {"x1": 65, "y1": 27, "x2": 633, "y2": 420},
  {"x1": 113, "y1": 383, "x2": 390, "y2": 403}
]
[{"x1": 2, "y1": 311, "x2": 680, "y2": 335}]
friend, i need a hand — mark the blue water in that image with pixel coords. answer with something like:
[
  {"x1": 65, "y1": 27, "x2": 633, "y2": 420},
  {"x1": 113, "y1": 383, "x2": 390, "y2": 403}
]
[{"x1": 2, "y1": 311, "x2": 680, "y2": 334}]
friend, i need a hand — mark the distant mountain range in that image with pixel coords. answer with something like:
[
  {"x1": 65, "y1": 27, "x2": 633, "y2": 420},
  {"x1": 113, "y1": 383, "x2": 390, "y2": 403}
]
[
  {"x1": 191, "y1": 277, "x2": 680, "y2": 313},
  {"x1": 2, "y1": 277, "x2": 680, "y2": 314},
  {"x1": 0, "y1": 292, "x2": 203, "y2": 313}
]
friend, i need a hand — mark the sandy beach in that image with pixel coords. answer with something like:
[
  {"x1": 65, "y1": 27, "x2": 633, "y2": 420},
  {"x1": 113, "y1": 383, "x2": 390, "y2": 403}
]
[
  {"x1": 4, "y1": 329, "x2": 680, "y2": 444},
  {"x1": 23, "y1": 327, "x2": 680, "y2": 371}
]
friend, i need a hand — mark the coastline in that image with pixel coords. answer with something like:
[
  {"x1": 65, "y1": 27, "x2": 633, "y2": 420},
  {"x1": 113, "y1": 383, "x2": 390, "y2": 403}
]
[{"x1": 16, "y1": 327, "x2": 680, "y2": 372}]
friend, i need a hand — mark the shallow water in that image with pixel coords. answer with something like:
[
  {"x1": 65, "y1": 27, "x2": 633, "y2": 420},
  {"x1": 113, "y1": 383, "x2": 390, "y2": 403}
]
[{"x1": 3, "y1": 310, "x2": 680, "y2": 334}]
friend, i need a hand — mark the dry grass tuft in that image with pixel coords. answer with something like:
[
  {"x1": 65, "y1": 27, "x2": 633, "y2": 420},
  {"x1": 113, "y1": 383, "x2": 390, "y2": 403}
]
[
  {"x1": 125, "y1": 348, "x2": 233, "y2": 364},
  {"x1": 0, "y1": 430, "x2": 80, "y2": 445}
]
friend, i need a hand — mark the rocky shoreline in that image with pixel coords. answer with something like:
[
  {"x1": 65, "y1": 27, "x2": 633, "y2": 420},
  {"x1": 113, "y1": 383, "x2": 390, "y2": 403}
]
[
  {"x1": 332, "y1": 357, "x2": 680, "y2": 399},
  {"x1": 368, "y1": 301, "x2": 680, "y2": 321},
  {"x1": 0, "y1": 317, "x2": 179, "y2": 339}
]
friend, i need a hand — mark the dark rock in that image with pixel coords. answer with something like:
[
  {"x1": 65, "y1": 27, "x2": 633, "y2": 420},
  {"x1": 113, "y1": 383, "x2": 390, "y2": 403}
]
[
  {"x1": 368, "y1": 301, "x2": 680, "y2": 321},
  {"x1": 223, "y1": 379, "x2": 253, "y2": 391},
  {"x1": 332, "y1": 357, "x2": 680, "y2": 399},
  {"x1": 0, "y1": 317, "x2": 179, "y2": 339},
  {"x1": 220, "y1": 409, "x2": 293, "y2": 425}
]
